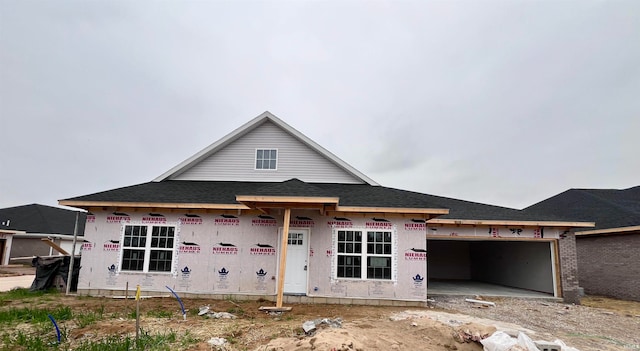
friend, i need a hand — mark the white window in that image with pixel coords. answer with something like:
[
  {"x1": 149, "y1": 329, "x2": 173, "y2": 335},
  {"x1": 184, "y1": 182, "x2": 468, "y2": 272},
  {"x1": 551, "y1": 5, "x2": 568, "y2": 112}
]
[
  {"x1": 120, "y1": 224, "x2": 177, "y2": 273},
  {"x1": 255, "y1": 149, "x2": 277, "y2": 170},
  {"x1": 288, "y1": 232, "x2": 303, "y2": 245},
  {"x1": 336, "y1": 229, "x2": 393, "y2": 280}
]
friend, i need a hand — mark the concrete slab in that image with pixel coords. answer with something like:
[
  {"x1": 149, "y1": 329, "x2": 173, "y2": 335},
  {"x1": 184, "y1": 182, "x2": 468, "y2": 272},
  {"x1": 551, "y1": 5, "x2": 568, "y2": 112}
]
[
  {"x1": 0, "y1": 275, "x2": 34, "y2": 292},
  {"x1": 428, "y1": 280, "x2": 554, "y2": 299}
]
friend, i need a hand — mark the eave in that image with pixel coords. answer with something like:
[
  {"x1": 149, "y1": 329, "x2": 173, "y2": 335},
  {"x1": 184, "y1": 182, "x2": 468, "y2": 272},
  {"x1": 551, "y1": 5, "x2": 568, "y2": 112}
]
[
  {"x1": 427, "y1": 218, "x2": 595, "y2": 228},
  {"x1": 0, "y1": 229, "x2": 25, "y2": 235},
  {"x1": 59, "y1": 198, "x2": 450, "y2": 220},
  {"x1": 576, "y1": 225, "x2": 640, "y2": 236},
  {"x1": 58, "y1": 200, "x2": 249, "y2": 211},
  {"x1": 329, "y1": 206, "x2": 448, "y2": 220}
]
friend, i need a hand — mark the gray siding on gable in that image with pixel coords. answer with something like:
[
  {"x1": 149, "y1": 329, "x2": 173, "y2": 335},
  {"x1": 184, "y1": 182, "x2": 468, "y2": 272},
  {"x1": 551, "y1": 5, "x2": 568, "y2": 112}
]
[{"x1": 171, "y1": 122, "x2": 364, "y2": 183}]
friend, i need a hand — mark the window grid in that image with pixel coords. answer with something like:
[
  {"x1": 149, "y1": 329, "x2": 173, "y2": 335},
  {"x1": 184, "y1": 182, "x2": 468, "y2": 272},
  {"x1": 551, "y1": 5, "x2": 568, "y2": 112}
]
[
  {"x1": 121, "y1": 224, "x2": 176, "y2": 273},
  {"x1": 336, "y1": 230, "x2": 392, "y2": 280},
  {"x1": 122, "y1": 225, "x2": 147, "y2": 271},
  {"x1": 255, "y1": 149, "x2": 277, "y2": 170},
  {"x1": 288, "y1": 233, "x2": 303, "y2": 245}
]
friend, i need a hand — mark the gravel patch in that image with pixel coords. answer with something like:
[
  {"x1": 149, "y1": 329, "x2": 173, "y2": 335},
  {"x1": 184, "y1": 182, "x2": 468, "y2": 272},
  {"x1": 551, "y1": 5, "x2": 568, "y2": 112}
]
[{"x1": 429, "y1": 296, "x2": 640, "y2": 351}]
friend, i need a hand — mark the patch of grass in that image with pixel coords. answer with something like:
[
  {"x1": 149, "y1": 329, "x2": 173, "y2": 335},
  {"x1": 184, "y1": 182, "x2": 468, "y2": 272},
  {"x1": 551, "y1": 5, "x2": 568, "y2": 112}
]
[
  {"x1": 0, "y1": 288, "x2": 52, "y2": 304},
  {"x1": 74, "y1": 305, "x2": 105, "y2": 328},
  {"x1": 127, "y1": 309, "x2": 137, "y2": 319},
  {"x1": 180, "y1": 330, "x2": 200, "y2": 348},
  {"x1": 1, "y1": 329, "x2": 185, "y2": 351},
  {"x1": 146, "y1": 309, "x2": 174, "y2": 318},
  {"x1": 1, "y1": 330, "x2": 52, "y2": 351},
  {"x1": 73, "y1": 335, "x2": 134, "y2": 351},
  {"x1": 0, "y1": 306, "x2": 72, "y2": 324},
  {"x1": 222, "y1": 324, "x2": 244, "y2": 345}
]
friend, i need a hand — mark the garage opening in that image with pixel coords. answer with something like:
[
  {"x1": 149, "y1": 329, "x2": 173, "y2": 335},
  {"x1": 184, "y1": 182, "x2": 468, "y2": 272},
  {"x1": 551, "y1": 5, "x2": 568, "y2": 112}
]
[{"x1": 427, "y1": 239, "x2": 557, "y2": 297}]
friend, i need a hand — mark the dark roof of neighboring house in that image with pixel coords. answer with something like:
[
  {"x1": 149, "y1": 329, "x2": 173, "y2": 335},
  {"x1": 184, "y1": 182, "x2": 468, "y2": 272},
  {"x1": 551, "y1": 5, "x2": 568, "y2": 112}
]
[
  {"x1": 0, "y1": 204, "x2": 86, "y2": 235},
  {"x1": 61, "y1": 179, "x2": 574, "y2": 222},
  {"x1": 523, "y1": 186, "x2": 640, "y2": 231}
]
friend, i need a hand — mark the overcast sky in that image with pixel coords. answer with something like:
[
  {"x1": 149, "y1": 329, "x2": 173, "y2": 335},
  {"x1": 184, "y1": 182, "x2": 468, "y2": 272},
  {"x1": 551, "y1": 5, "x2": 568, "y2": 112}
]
[{"x1": 1, "y1": 1, "x2": 638, "y2": 212}]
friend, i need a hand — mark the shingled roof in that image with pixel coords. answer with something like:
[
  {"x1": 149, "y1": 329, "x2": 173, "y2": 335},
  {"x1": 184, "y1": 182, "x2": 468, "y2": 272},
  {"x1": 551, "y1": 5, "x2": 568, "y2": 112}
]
[
  {"x1": 61, "y1": 179, "x2": 579, "y2": 223},
  {"x1": 0, "y1": 204, "x2": 86, "y2": 235},
  {"x1": 523, "y1": 186, "x2": 640, "y2": 231}
]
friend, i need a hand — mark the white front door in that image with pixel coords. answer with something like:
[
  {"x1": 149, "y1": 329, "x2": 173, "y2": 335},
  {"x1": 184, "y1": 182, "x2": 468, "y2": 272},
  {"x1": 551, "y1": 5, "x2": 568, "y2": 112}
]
[{"x1": 283, "y1": 229, "x2": 309, "y2": 294}]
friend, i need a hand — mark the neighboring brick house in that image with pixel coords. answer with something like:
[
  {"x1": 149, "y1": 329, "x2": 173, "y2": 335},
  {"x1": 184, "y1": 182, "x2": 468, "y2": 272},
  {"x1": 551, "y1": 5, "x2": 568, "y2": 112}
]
[
  {"x1": 0, "y1": 204, "x2": 86, "y2": 262},
  {"x1": 59, "y1": 112, "x2": 592, "y2": 305},
  {"x1": 524, "y1": 186, "x2": 640, "y2": 301}
]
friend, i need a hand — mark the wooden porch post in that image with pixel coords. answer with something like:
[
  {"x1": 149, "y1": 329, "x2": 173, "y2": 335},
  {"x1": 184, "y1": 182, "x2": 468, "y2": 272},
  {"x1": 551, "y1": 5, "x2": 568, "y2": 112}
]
[{"x1": 276, "y1": 208, "x2": 291, "y2": 307}]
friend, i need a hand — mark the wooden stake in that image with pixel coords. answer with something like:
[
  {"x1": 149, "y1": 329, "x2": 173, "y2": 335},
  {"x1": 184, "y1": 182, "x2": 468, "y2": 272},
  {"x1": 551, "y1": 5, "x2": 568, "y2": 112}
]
[
  {"x1": 135, "y1": 285, "x2": 140, "y2": 345},
  {"x1": 276, "y1": 208, "x2": 291, "y2": 308}
]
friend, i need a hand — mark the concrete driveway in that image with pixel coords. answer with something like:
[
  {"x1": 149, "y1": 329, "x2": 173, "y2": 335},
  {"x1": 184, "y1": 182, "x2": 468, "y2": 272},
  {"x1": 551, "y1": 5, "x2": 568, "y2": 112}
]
[{"x1": 0, "y1": 275, "x2": 34, "y2": 292}]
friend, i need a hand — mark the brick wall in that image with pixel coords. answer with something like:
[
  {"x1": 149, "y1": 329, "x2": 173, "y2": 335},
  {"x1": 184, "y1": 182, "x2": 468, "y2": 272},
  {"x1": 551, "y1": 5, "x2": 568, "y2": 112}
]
[
  {"x1": 576, "y1": 233, "x2": 640, "y2": 301},
  {"x1": 558, "y1": 232, "x2": 581, "y2": 304}
]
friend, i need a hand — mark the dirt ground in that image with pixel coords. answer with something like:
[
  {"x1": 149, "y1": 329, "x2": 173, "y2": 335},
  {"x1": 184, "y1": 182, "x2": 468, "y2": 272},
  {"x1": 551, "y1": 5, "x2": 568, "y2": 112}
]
[
  {"x1": 1, "y1": 292, "x2": 639, "y2": 351},
  {"x1": 0, "y1": 266, "x2": 639, "y2": 350}
]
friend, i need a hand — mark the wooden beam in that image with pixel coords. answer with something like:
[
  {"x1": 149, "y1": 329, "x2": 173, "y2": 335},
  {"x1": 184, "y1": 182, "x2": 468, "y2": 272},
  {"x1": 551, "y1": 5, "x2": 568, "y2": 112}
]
[
  {"x1": 236, "y1": 195, "x2": 339, "y2": 204},
  {"x1": 242, "y1": 202, "x2": 332, "y2": 211},
  {"x1": 258, "y1": 306, "x2": 292, "y2": 312},
  {"x1": 575, "y1": 225, "x2": 640, "y2": 236},
  {"x1": 426, "y1": 235, "x2": 556, "y2": 242},
  {"x1": 553, "y1": 240, "x2": 562, "y2": 298},
  {"x1": 41, "y1": 238, "x2": 70, "y2": 255},
  {"x1": 427, "y1": 218, "x2": 595, "y2": 228},
  {"x1": 335, "y1": 206, "x2": 449, "y2": 215},
  {"x1": 276, "y1": 208, "x2": 291, "y2": 308},
  {"x1": 59, "y1": 200, "x2": 249, "y2": 210}
]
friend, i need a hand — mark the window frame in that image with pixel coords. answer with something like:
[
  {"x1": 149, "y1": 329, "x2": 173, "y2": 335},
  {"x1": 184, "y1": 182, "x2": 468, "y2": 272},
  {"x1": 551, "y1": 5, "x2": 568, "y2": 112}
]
[
  {"x1": 118, "y1": 222, "x2": 180, "y2": 274},
  {"x1": 255, "y1": 148, "x2": 278, "y2": 170},
  {"x1": 333, "y1": 227, "x2": 396, "y2": 281}
]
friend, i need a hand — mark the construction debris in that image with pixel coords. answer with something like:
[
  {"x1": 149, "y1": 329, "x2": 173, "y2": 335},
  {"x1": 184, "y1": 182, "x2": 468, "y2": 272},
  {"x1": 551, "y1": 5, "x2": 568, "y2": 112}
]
[
  {"x1": 302, "y1": 318, "x2": 343, "y2": 335},
  {"x1": 452, "y1": 324, "x2": 494, "y2": 344},
  {"x1": 465, "y1": 298, "x2": 496, "y2": 307},
  {"x1": 207, "y1": 312, "x2": 236, "y2": 319},
  {"x1": 207, "y1": 337, "x2": 227, "y2": 350},
  {"x1": 197, "y1": 306, "x2": 236, "y2": 319},
  {"x1": 481, "y1": 331, "x2": 579, "y2": 351}
]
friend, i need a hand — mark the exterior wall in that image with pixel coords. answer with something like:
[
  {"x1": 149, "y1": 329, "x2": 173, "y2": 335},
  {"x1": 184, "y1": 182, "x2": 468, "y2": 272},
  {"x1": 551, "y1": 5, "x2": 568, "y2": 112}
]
[
  {"x1": 171, "y1": 121, "x2": 363, "y2": 184},
  {"x1": 10, "y1": 237, "x2": 51, "y2": 258},
  {"x1": 78, "y1": 210, "x2": 427, "y2": 302},
  {"x1": 78, "y1": 210, "x2": 579, "y2": 303},
  {"x1": 576, "y1": 233, "x2": 640, "y2": 301},
  {"x1": 558, "y1": 232, "x2": 580, "y2": 304},
  {"x1": 7, "y1": 236, "x2": 81, "y2": 258}
]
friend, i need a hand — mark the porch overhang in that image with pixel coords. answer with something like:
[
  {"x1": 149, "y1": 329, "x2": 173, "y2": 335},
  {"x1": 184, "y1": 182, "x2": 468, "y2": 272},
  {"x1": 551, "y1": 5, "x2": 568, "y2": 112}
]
[{"x1": 235, "y1": 195, "x2": 340, "y2": 214}]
